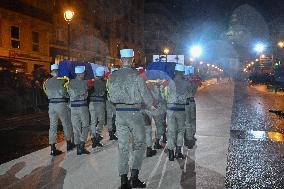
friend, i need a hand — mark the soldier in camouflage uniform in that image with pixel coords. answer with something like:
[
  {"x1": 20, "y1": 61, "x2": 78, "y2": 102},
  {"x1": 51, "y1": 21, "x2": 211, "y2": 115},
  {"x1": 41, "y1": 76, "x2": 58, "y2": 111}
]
[
  {"x1": 67, "y1": 66, "x2": 90, "y2": 155},
  {"x1": 164, "y1": 64, "x2": 190, "y2": 161},
  {"x1": 106, "y1": 68, "x2": 118, "y2": 141},
  {"x1": 43, "y1": 64, "x2": 75, "y2": 156},
  {"x1": 108, "y1": 49, "x2": 154, "y2": 189},
  {"x1": 147, "y1": 80, "x2": 167, "y2": 149},
  {"x1": 184, "y1": 66, "x2": 198, "y2": 149},
  {"x1": 89, "y1": 66, "x2": 106, "y2": 148}
]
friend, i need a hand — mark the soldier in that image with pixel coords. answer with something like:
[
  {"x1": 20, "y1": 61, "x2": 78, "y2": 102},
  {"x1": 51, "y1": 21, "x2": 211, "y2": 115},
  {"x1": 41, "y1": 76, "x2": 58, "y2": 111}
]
[
  {"x1": 184, "y1": 66, "x2": 198, "y2": 149},
  {"x1": 164, "y1": 64, "x2": 190, "y2": 161},
  {"x1": 43, "y1": 64, "x2": 75, "y2": 156},
  {"x1": 108, "y1": 49, "x2": 155, "y2": 189},
  {"x1": 89, "y1": 66, "x2": 106, "y2": 148},
  {"x1": 67, "y1": 66, "x2": 90, "y2": 155},
  {"x1": 147, "y1": 80, "x2": 167, "y2": 149},
  {"x1": 106, "y1": 68, "x2": 118, "y2": 141}
]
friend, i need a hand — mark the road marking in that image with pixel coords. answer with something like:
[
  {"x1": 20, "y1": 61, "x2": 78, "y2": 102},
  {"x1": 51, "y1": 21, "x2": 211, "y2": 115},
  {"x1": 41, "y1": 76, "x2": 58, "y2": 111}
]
[
  {"x1": 157, "y1": 157, "x2": 168, "y2": 189},
  {"x1": 183, "y1": 149, "x2": 190, "y2": 173},
  {"x1": 146, "y1": 147, "x2": 166, "y2": 186}
]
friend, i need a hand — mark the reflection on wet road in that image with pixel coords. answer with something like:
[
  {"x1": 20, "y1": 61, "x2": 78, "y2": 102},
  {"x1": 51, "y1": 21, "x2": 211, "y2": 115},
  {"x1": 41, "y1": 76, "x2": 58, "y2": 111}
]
[
  {"x1": 225, "y1": 82, "x2": 284, "y2": 188},
  {"x1": 0, "y1": 113, "x2": 64, "y2": 164}
]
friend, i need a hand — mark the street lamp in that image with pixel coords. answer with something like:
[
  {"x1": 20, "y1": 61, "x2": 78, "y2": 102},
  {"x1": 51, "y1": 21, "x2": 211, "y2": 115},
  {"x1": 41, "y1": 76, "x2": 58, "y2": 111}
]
[
  {"x1": 254, "y1": 42, "x2": 266, "y2": 54},
  {"x1": 163, "y1": 48, "x2": 170, "y2": 62},
  {"x1": 190, "y1": 45, "x2": 202, "y2": 58},
  {"x1": 64, "y1": 10, "x2": 75, "y2": 60},
  {"x1": 278, "y1": 41, "x2": 284, "y2": 48}
]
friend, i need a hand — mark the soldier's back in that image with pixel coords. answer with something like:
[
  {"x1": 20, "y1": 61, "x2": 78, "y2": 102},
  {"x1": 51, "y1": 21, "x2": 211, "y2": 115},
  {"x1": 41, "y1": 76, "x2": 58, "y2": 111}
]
[
  {"x1": 108, "y1": 68, "x2": 142, "y2": 104},
  {"x1": 68, "y1": 79, "x2": 88, "y2": 101},
  {"x1": 45, "y1": 77, "x2": 65, "y2": 99}
]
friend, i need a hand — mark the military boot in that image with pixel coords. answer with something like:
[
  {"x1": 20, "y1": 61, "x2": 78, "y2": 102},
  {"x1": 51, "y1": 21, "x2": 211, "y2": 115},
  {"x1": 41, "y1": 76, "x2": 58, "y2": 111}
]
[
  {"x1": 168, "y1": 149, "x2": 175, "y2": 161},
  {"x1": 119, "y1": 174, "x2": 131, "y2": 189},
  {"x1": 129, "y1": 169, "x2": 146, "y2": 188},
  {"x1": 184, "y1": 139, "x2": 195, "y2": 149},
  {"x1": 66, "y1": 140, "x2": 75, "y2": 151},
  {"x1": 91, "y1": 137, "x2": 103, "y2": 148},
  {"x1": 146, "y1": 147, "x2": 157, "y2": 157},
  {"x1": 97, "y1": 133, "x2": 103, "y2": 141},
  {"x1": 77, "y1": 142, "x2": 90, "y2": 155},
  {"x1": 96, "y1": 133, "x2": 104, "y2": 146},
  {"x1": 175, "y1": 146, "x2": 185, "y2": 159},
  {"x1": 154, "y1": 139, "x2": 163, "y2": 149},
  {"x1": 50, "y1": 144, "x2": 62, "y2": 156},
  {"x1": 109, "y1": 131, "x2": 118, "y2": 140}
]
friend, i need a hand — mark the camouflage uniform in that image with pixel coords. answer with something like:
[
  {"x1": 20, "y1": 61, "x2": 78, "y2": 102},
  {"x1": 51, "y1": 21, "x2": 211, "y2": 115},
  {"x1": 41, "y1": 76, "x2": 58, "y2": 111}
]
[
  {"x1": 165, "y1": 76, "x2": 189, "y2": 159},
  {"x1": 67, "y1": 79, "x2": 89, "y2": 148},
  {"x1": 185, "y1": 80, "x2": 197, "y2": 142},
  {"x1": 89, "y1": 78, "x2": 106, "y2": 137},
  {"x1": 44, "y1": 77, "x2": 73, "y2": 146},
  {"x1": 108, "y1": 68, "x2": 153, "y2": 176}
]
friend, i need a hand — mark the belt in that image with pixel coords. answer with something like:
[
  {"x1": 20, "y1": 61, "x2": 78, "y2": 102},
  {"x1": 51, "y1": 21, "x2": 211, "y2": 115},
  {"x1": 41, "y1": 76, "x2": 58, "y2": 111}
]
[
  {"x1": 49, "y1": 98, "x2": 68, "y2": 103},
  {"x1": 167, "y1": 103, "x2": 187, "y2": 106},
  {"x1": 187, "y1": 97, "x2": 195, "y2": 103},
  {"x1": 116, "y1": 108, "x2": 141, "y2": 112},
  {"x1": 70, "y1": 100, "x2": 88, "y2": 107},
  {"x1": 167, "y1": 107, "x2": 185, "y2": 111},
  {"x1": 116, "y1": 103, "x2": 142, "y2": 109},
  {"x1": 90, "y1": 99, "x2": 105, "y2": 102}
]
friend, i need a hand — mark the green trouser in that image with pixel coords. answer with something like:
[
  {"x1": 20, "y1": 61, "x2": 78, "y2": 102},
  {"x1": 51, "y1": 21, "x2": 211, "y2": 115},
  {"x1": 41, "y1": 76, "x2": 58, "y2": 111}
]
[
  {"x1": 70, "y1": 106, "x2": 90, "y2": 145},
  {"x1": 89, "y1": 101, "x2": 105, "y2": 136},
  {"x1": 144, "y1": 112, "x2": 153, "y2": 147},
  {"x1": 166, "y1": 108, "x2": 186, "y2": 150},
  {"x1": 116, "y1": 109, "x2": 146, "y2": 175},
  {"x1": 153, "y1": 113, "x2": 166, "y2": 140},
  {"x1": 144, "y1": 112, "x2": 166, "y2": 147},
  {"x1": 106, "y1": 100, "x2": 116, "y2": 132},
  {"x1": 185, "y1": 100, "x2": 196, "y2": 140},
  {"x1": 48, "y1": 103, "x2": 73, "y2": 144}
]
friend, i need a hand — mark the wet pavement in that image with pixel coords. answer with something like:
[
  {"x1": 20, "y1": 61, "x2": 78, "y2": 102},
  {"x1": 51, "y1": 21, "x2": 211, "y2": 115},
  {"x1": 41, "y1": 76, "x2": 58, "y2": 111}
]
[
  {"x1": 1, "y1": 80, "x2": 284, "y2": 188},
  {"x1": 225, "y1": 81, "x2": 284, "y2": 188},
  {"x1": 0, "y1": 113, "x2": 64, "y2": 164},
  {"x1": 0, "y1": 79, "x2": 233, "y2": 189}
]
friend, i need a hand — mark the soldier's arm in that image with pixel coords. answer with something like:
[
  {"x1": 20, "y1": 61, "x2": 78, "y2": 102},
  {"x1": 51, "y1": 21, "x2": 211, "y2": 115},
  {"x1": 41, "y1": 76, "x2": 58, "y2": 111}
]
[
  {"x1": 42, "y1": 79, "x2": 49, "y2": 96},
  {"x1": 137, "y1": 76, "x2": 154, "y2": 109}
]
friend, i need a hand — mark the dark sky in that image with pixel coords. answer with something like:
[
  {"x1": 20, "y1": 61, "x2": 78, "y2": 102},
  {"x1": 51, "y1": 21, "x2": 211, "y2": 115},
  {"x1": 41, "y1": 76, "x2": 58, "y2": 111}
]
[{"x1": 183, "y1": 0, "x2": 284, "y2": 24}]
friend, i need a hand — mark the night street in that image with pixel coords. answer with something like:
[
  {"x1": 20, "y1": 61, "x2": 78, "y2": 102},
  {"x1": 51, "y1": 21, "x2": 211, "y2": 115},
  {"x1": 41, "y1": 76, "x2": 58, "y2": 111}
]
[
  {"x1": 0, "y1": 80, "x2": 283, "y2": 188},
  {"x1": 1, "y1": 0, "x2": 284, "y2": 188}
]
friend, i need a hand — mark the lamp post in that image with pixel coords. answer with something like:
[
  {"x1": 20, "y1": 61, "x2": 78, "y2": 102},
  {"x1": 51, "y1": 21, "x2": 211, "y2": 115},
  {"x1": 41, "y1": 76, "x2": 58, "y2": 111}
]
[
  {"x1": 64, "y1": 10, "x2": 75, "y2": 60},
  {"x1": 163, "y1": 48, "x2": 170, "y2": 62}
]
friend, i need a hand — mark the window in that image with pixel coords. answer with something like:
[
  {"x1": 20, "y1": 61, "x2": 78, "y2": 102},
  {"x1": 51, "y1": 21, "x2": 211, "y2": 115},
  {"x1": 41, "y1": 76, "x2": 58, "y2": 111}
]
[
  {"x1": 11, "y1": 26, "x2": 20, "y2": 48},
  {"x1": 32, "y1": 31, "x2": 39, "y2": 51}
]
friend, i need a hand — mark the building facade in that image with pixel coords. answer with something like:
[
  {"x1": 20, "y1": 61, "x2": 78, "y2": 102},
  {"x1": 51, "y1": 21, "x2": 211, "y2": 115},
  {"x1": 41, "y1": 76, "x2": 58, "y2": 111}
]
[
  {"x1": 0, "y1": 0, "x2": 145, "y2": 74},
  {"x1": 0, "y1": 0, "x2": 52, "y2": 74}
]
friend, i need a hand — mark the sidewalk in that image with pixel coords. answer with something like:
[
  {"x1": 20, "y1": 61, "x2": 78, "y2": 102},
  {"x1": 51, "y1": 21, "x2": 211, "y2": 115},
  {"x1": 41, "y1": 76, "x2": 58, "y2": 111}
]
[{"x1": 0, "y1": 81, "x2": 234, "y2": 189}]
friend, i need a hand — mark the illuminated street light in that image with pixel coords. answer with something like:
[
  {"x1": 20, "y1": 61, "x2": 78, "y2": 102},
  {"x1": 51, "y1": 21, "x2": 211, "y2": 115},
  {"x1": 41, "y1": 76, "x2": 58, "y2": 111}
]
[
  {"x1": 64, "y1": 10, "x2": 75, "y2": 22},
  {"x1": 163, "y1": 48, "x2": 169, "y2": 62},
  {"x1": 278, "y1": 41, "x2": 284, "y2": 48},
  {"x1": 163, "y1": 48, "x2": 170, "y2": 55},
  {"x1": 200, "y1": 61, "x2": 203, "y2": 65},
  {"x1": 64, "y1": 9, "x2": 75, "y2": 60},
  {"x1": 190, "y1": 45, "x2": 202, "y2": 58},
  {"x1": 261, "y1": 54, "x2": 266, "y2": 59},
  {"x1": 255, "y1": 58, "x2": 259, "y2": 61},
  {"x1": 254, "y1": 43, "x2": 266, "y2": 53}
]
